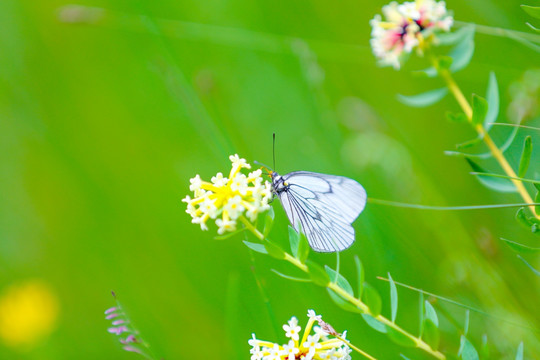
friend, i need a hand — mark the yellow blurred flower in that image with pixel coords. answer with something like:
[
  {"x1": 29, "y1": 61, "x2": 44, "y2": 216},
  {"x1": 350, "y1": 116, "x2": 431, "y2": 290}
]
[{"x1": 0, "y1": 280, "x2": 59, "y2": 348}]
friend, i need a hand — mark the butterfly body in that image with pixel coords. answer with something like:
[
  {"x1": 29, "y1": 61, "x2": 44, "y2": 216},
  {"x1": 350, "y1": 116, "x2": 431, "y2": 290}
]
[{"x1": 271, "y1": 170, "x2": 367, "y2": 253}]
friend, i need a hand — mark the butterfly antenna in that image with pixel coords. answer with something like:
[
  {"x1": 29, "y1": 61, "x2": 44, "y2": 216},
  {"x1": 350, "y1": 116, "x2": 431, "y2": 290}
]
[{"x1": 272, "y1": 133, "x2": 276, "y2": 171}]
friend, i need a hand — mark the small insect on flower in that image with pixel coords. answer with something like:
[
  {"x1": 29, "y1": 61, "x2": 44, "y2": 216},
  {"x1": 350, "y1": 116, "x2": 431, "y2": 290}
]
[
  {"x1": 105, "y1": 293, "x2": 154, "y2": 359},
  {"x1": 183, "y1": 154, "x2": 273, "y2": 235},
  {"x1": 370, "y1": 0, "x2": 453, "y2": 69},
  {"x1": 249, "y1": 309, "x2": 352, "y2": 360}
]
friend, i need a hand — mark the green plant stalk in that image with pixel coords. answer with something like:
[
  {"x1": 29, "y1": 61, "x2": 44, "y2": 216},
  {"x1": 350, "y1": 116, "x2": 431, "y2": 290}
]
[
  {"x1": 239, "y1": 216, "x2": 446, "y2": 360},
  {"x1": 433, "y1": 59, "x2": 539, "y2": 219}
]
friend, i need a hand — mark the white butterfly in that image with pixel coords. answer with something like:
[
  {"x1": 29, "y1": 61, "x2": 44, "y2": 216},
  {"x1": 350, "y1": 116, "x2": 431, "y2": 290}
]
[{"x1": 271, "y1": 170, "x2": 367, "y2": 252}]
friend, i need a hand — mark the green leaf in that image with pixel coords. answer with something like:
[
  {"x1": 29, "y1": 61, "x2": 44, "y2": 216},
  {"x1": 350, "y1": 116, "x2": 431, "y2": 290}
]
[
  {"x1": 362, "y1": 283, "x2": 382, "y2": 316},
  {"x1": 446, "y1": 111, "x2": 468, "y2": 123},
  {"x1": 288, "y1": 225, "x2": 299, "y2": 257},
  {"x1": 264, "y1": 240, "x2": 285, "y2": 259},
  {"x1": 535, "y1": 181, "x2": 540, "y2": 192},
  {"x1": 521, "y1": 5, "x2": 540, "y2": 19},
  {"x1": 445, "y1": 127, "x2": 518, "y2": 160},
  {"x1": 484, "y1": 72, "x2": 499, "y2": 131},
  {"x1": 271, "y1": 269, "x2": 310, "y2": 282},
  {"x1": 515, "y1": 342, "x2": 524, "y2": 360},
  {"x1": 361, "y1": 314, "x2": 387, "y2": 333},
  {"x1": 500, "y1": 238, "x2": 540, "y2": 253},
  {"x1": 325, "y1": 266, "x2": 354, "y2": 295},
  {"x1": 437, "y1": 25, "x2": 475, "y2": 45},
  {"x1": 459, "y1": 336, "x2": 479, "y2": 360},
  {"x1": 423, "y1": 319, "x2": 440, "y2": 350},
  {"x1": 464, "y1": 310, "x2": 470, "y2": 336},
  {"x1": 400, "y1": 355, "x2": 412, "y2": 360},
  {"x1": 298, "y1": 231, "x2": 310, "y2": 263},
  {"x1": 215, "y1": 227, "x2": 246, "y2": 240},
  {"x1": 518, "y1": 136, "x2": 532, "y2": 178},
  {"x1": 263, "y1": 206, "x2": 275, "y2": 237},
  {"x1": 388, "y1": 273, "x2": 398, "y2": 323},
  {"x1": 515, "y1": 207, "x2": 540, "y2": 233},
  {"x1": 243, "y1": 241, "x2": 268, "y2": 254},
  {"x1": 327, "y1": 289, "x2": 363, "y2": 313},
  {"x1": 306, "y1": 260, "x2": 330, "y2": 286},
  {"x1": 386, "y1": 326, "x2": 417, "y2": 347},
  {"x1": 466, "y1": 159, "x2": 517, "y2": 193},
  {"x1": 424, "y1": 301, "x2": 439, "y2": 327},
  {"x1": 449, "y1": 30, "x2": 475, "y2": 73},
  {"x1": 456, "y1": 137, "x2": 482, "y2": 150},
  {"x1": 471, "y1": 94, "x2": 488, "y2": 126},
  {"x1": 397, "y1": 88, "x2": 448, "y2": 108},
  {"x1": 527, "y1": 22, "x2": 540, "y2": 32},
  {"x1": 354, "y1": 256, "x2": 365, "y2": 299},
  {"x1": 518, "y1": 255, "x2": 540, "y2": 276}
]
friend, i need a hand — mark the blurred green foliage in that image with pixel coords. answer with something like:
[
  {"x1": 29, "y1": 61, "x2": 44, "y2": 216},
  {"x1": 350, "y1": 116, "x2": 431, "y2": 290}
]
[{"x1": 0, "y1": 0, "x2": 539, "y2": 359}]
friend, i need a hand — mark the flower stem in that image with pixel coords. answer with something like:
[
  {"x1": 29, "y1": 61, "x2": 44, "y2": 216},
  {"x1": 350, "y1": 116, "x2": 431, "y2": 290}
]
[
  {"x1": 434, "y1": 59, "x2": 539, "y2": 219},
  {"x1": 242, "y1": 215, "x2": 445, "y2": 359},
  {"x1": 335, "y1": 334, "x2": 378, "y2": 360}
]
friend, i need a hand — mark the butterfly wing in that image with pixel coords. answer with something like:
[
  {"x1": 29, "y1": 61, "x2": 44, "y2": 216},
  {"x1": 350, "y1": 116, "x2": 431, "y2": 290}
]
[{"x1": 277, "y1": 171, "x2": 367, "y2": 252}]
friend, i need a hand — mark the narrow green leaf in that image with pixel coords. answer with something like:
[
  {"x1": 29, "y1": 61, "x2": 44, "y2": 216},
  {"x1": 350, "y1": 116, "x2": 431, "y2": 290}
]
[
  {"x1": 298, "y1": 231, "x2": 310, "y2": 263},
  {"x1": 288, "y1": 225, "x2": 299, "y2": 257},
  {"x1": 521, "y1": 5, "x2": 540, "y2": 19},
  {"x1": 263, "y1": 206, "x2": 275, "y2": 237},
  {"x1": 535, "y1": 181, "x2": 540, "y2": 192},
  {"x1": 515, "y1": 207, "x2": 540, "y2": 233},
  {"x1": 264, "y1": 240, "x2": 285, "y2": 259},
  {"x1": 484, "y1": 72, "x2": 499, "y2": 131},
  {"x1": 449, "y1": 31, "x2": 475, "y2": 73},
  {"x1": 362, "y1": 283, "x2": 382, "y2": 316},
  {"x1": 361, "y1": 314, "x2": 387, "y2": 333},
  {"x1": 526, "y1": 22, "x2": 540, "y2": 32},
  {"x1": 354, "y1": 256, "x2": 365, "y2": 299},
  {"x1": 459, "y1": 336, "x2": 480, "y2": 360},
  {"x1": 400, "y1": 355, "x2": 412, "y2": 360},
  {"x1": 325, "y1": 266, "x2": 354, "y2": 295},
  {"x1": 424, "y1": 301, "x2": 439, "y2": 327},
  {"x1": 215, "y1": 227, "x2": 246, "y2": 240},
  {"x1": 446, "y1": 111, "x2": 468, "y2": 123},
  {"x1": 515, "y1": 342, "x2": 524, "y2": 360},
  {"x1": 464, "y1": 310, "x2": 470, "y2": 336},
  {"x1": 422, "y1": 319, "x2": 440, "y2": 350},
  {"x1": 306, "y1": 260, "x2": 330, "y2": 286},
  {"x1": 466, "y1": 159, "x2": 516, "y2": 193},
  {"x1": 418, "y1": 292, "x2": 425, "y2": 337},
  {"x1": 518, "y1": 255, "x2": 540, "y2": 276},
  {"x1": 271, "y1": 269, "x2": 310, "y2": 282},
  {"x1": 397, "y1": 88, "x2": 448, "y2": 108},
  {"x1": 500, "y1": 238, "x2": 540, "y2": 253},
  {"x1": 518, "y1": 136, "x2": 532, "y2": 178},
  {"x1": 388, "y1": 273, "x2": 398, "y2": 323},
  {"x1": 386, "y1": 326, "x2": 417, "y2": 347},
  {"x1": 445, "y1": 127, "x2": 518, "y2": 160},
  {"x1": 456, "y1": 137, "x2": 482, "y2": 150},
  {"x1": 243, "y1": 241, "x2": 268, "y2": 254},
  {"x1": 469, "y1": 172, "x2": 540, "y2": 185},
  {"x1": 327, "y1": 289, "x2": 363, "y2": 313},
  {"x1": 471, "y1": 94, "x2": 488, "y2": 126}
]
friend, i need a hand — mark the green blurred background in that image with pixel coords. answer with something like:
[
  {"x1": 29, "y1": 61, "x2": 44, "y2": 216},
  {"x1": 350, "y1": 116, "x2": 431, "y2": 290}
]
[{"x1": 1, "y1": 0, "x2": 539, "y2": 358}]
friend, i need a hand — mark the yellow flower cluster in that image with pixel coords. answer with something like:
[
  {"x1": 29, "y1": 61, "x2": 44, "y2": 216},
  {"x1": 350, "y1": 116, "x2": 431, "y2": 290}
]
[{"x1": 183, "y1": 154, "x2": 272, "y2": 234}]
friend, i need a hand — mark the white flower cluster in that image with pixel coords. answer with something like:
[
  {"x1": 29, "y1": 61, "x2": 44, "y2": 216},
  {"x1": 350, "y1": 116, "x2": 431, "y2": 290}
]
[
  {"x1": 183, "y1": 154, "x2": 272, "y2": 234},
  {"x1": 370, "y1": 0, "x2": 453, "y2": 69},
  {"x1": 249, "y1": 310, "x2": 351, "y2": 360}
]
